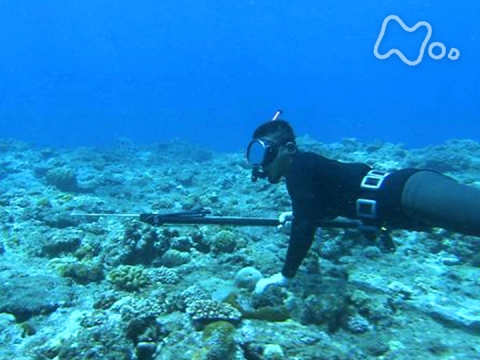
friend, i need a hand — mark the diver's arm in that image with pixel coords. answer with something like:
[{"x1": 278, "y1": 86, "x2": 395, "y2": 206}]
[
  {"x1": 254, "y1": 217, "x2": 316, "y2": 294},
  {"x1": 281, "y1": 217, "x2": 317, "y2": 279}
]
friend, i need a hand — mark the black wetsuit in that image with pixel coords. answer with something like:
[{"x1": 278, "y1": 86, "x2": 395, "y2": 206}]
[{"x1": 282, "y1": 151, "x2": 425, "y2": 278}]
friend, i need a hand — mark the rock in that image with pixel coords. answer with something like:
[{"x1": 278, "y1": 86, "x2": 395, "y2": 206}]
[
  {"x1": 0, "y1": 313, "x2": 24, "y2": 356},
  {"x1": 263, "y1": 344, "x2": 286, "y2": 360},
  {"x1": 442, "y1": 256, "x2": 461, "y2": 266},
  {"x1": 387, "y1": 281, "x2": 414, "y2": 300},
  {"x1": 414, "y1": 297, "x2": 480, "y2": 334},
  {"x1": 45, "y1": 168, "x2": 80, "y2": 192},
  {"x1": 40, "y1": 235, "x2": 81, "y2": 257},
  {"x1": 0, "y1": 272, "x2": 72, "y2": 321},
  {"x1": 161, "y1": 249, "x2": 191, "y2": 268},
  {"x1": 363, "y1": 246, "x2": 382, "y2": 259},
  {"x1": 346, "y1": 314, "x2": 372, "y2": 333}
]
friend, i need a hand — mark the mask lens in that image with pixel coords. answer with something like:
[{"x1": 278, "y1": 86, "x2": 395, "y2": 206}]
[{"x1": 247, "y1": 139, "x2": 268, "y2": 166}]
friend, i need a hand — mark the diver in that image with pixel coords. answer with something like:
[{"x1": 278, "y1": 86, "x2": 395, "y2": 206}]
[{"x1": 246, "y1": 113, "x2": 480, "y2": 294}]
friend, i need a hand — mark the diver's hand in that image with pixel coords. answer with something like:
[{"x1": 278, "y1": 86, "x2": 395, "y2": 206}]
[
  {"x1": 277, "y1": 211, "x2": 293, "y2": 229},
  {"x1": 254, "y1": 273, "x2": 290, "y2": 294}
]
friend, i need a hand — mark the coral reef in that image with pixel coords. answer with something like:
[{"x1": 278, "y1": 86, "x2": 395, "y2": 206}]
[
  {"x1": 161, "y1": 249, "x2": 191, "y2": 267},
  {"x1": 108, "y1": 222, "x2": 167, "y2": 265},
  {"x1": 211, "y1": 230, "x2": 237, "y2": 254},
  {"x1": 186, "y1": 299, "x2": 242, "y2": 330},
  {"x1": 107, "y1": 265, "x2": 150, "y2": 292},
  {"x1": 45, "y1": 168, "x2": 80, "y2": 192},
  {"x1": 147, "y1": 266, "x2": 180, "y2": 284},
  {"x1": 2, "y1": 138, "x2": 480, "y2": 359},
  {"x1": 40, "y1": 235, "x2": 81, "y2": 257},
  {"x1": 57, "y1": 260, "x2": 105, "y2": 284},
  {"x1": 194, "y1": 321, "x2": 238, "y2": 360},
  {"x1": 234, "y1": 266, "x2": 263, "y2": 291}
]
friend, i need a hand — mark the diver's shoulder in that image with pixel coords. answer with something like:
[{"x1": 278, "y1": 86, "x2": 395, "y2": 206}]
[{"x1": 294, "y1": 151, "x2": 331, "y2": 164}]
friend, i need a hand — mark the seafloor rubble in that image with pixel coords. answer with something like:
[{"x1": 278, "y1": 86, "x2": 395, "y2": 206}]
[{"x1": 1, "y1": 136, "x2": 480, "y2": 360}]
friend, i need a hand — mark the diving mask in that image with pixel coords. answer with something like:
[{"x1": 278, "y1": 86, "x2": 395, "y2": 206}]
[
  {"x1": 246, "y1": 138, "x2": 280, "y2": 181},
  {"x1": 246, "y1": 138, "x2": 279, "y2": 167}
]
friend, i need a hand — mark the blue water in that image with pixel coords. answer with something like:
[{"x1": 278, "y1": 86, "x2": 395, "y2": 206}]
[{"x1": 0, "y1": 1, "x2": 479, "y2": 151}]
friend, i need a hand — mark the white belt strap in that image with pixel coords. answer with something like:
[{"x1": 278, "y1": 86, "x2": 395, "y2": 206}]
[{"x1": 356, "y1": 170, "x2": 390, "y2": 219}]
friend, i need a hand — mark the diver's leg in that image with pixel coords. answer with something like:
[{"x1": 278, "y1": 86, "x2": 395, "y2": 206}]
[{"x1": 402, "y1": 170, "x2": 480, "y2": 237}]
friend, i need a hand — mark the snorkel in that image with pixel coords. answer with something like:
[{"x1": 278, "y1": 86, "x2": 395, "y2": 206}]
[
  {"x1": 271, "y1": 109, "x2": 282, "y2": 121},
  {"x1": 248, "y1": 109, "x2": 283, "y2": 182}
]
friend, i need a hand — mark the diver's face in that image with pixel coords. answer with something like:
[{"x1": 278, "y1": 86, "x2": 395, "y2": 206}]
[
  {"x1": 262, "y1": 145, "x2": 291, "y2": 183},
  {"x1": 246, "y1": 135, "x2": 295, "y2": 184}
]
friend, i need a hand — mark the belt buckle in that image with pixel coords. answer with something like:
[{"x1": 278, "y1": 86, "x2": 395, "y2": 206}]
[
  {"x1": 360, "y1": 170, "x2": 390, "y2": 190},
  {"x1": 356, "y1": 198, "x2": 377, "y2": 219}
]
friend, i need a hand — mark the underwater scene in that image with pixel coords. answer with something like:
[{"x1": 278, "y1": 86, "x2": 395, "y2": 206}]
[
  {"x1": 2, "y1": 138, "x2": 480, "y2": 359},
  {"x1": 1, "y1": 1, "x2": 480, "y2": 360}
]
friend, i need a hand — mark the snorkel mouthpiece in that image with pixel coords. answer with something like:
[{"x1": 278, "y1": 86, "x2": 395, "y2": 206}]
[{"x1": 251, "y1": 166, "x2": 267, "y2": 182}]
